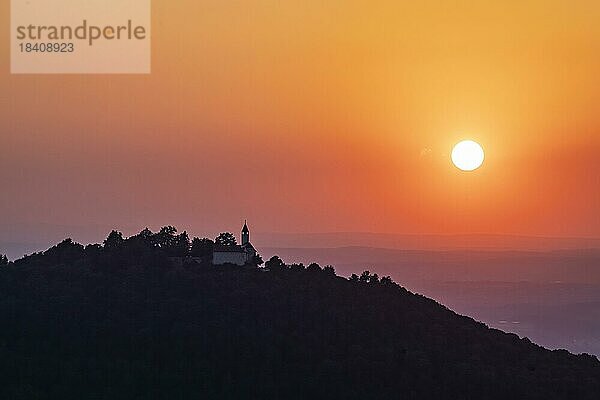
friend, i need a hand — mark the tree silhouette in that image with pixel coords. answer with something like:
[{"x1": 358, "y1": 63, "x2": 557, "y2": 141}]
[
  {"x1": 0, "y1": 254, "x2": 8, "y2": 267},
  {"x1": 290, "y1": 263, "x2": 305, "y2": 272},
  {"x1": 381, "y1": 276, "x2": 394, "y2": 285},
  {"x1": 323, "y1": 265, "x2": 336, "y2": 276},
  {"x1": 265, "y1": 255, "x2": 285, "y2": 272},
  {"x1": 215, "y1": 232, "x2": 237, "y2": 246},
  {"x1": 369, "y1": 273, "x2": 380, "y2": 284},
  {"x1": 154, "y1": 226, "x2": 178, "y2": 249},
  {"x1": 172, "y1": 231, "x2": 191, "y2": 256},
  {"x1": 191, "y1": 238, "x2": 214, "y2": 257},
  {"x1": 137, "y1": 228, "x2": 154, "y2": 243},
  {"x1": 103, "y1": 230, "x2": 124, "y2": 249},
  {"x1": 44, "y1": 239, "x2": 84, "y2": 262},
  {"x1": 359, "y1": 270, "x2": 370, "y2": 283},
  {"x1": 307, "y1": 262, "x2": 322, "y2": 272}
]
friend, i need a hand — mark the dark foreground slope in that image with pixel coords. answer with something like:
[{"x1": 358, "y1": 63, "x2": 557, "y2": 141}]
[{"x1": 1, "y1": 242, "x2": 599, "y2": 399}]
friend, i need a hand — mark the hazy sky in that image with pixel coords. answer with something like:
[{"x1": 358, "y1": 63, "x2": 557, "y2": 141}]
[{"x1": 1, "y1": 0, "x2": 599, "y2": 240}]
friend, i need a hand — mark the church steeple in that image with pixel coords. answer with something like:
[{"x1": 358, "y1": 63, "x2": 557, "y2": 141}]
[{"x1": 241, "y1": 220, "x2": 249, "y2": 245}]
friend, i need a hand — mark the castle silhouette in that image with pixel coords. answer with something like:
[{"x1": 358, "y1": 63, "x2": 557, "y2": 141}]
[{"x1": 212, "y1": 221, "x2": 257, "y2": 266}]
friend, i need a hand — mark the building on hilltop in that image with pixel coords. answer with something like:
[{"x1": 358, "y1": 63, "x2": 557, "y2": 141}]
[{"x1": 213, "y1": 221, "x2": 257, "y2": 266}]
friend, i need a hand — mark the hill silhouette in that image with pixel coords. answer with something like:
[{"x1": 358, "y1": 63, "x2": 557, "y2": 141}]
[{"x1": 1, "y1": 228, "x2": 599, "y2": 399}]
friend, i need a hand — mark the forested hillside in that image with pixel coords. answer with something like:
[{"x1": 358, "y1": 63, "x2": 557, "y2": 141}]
[{"x1": 1, "y1": 229, "x2": 599, "y2": 399}]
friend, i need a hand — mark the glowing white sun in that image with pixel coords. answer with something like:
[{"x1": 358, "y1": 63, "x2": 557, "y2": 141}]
[{"x1": 451, "y1": 140, "x2": 485, "y2": 171}]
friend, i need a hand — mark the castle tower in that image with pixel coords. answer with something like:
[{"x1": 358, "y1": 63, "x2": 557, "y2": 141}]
[{"x1": 241, "y1": 220, "x2": 250, "y2": 245}]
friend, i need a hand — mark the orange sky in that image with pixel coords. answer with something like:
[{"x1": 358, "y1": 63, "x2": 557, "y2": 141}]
[{"x1": 1, "y1": 0, "x2": 599, "y2": 239}]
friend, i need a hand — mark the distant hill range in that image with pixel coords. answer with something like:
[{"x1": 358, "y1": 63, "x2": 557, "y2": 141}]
[
  {"x1": 1, "y1": 232, "x2": 599, "y2": 399},
  {"x1": 260, "y1": 246, "x2": 600, "y2": 284},
  {"x1": 254, "y1": 232, "x2": 600, "y2": 251}
]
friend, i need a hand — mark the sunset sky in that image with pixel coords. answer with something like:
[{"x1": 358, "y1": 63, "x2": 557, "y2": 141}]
[{"x1": 1, "y1": 0, "x2": 599, "y2": 242}]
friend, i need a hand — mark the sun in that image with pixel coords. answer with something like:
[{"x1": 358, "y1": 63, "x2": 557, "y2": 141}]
[{"x1": 451, "y1": 140, "x2": 485, "y2": 171}]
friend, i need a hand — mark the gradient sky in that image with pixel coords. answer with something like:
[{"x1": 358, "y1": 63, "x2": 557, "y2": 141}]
[{"x1": 1, "y1": 0, "x2": 599, "y2": 240}]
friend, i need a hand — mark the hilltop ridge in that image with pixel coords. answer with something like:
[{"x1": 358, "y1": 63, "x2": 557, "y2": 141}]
[{"x1": 0, "y1": 229, "x2": 599, "y2": 399}]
